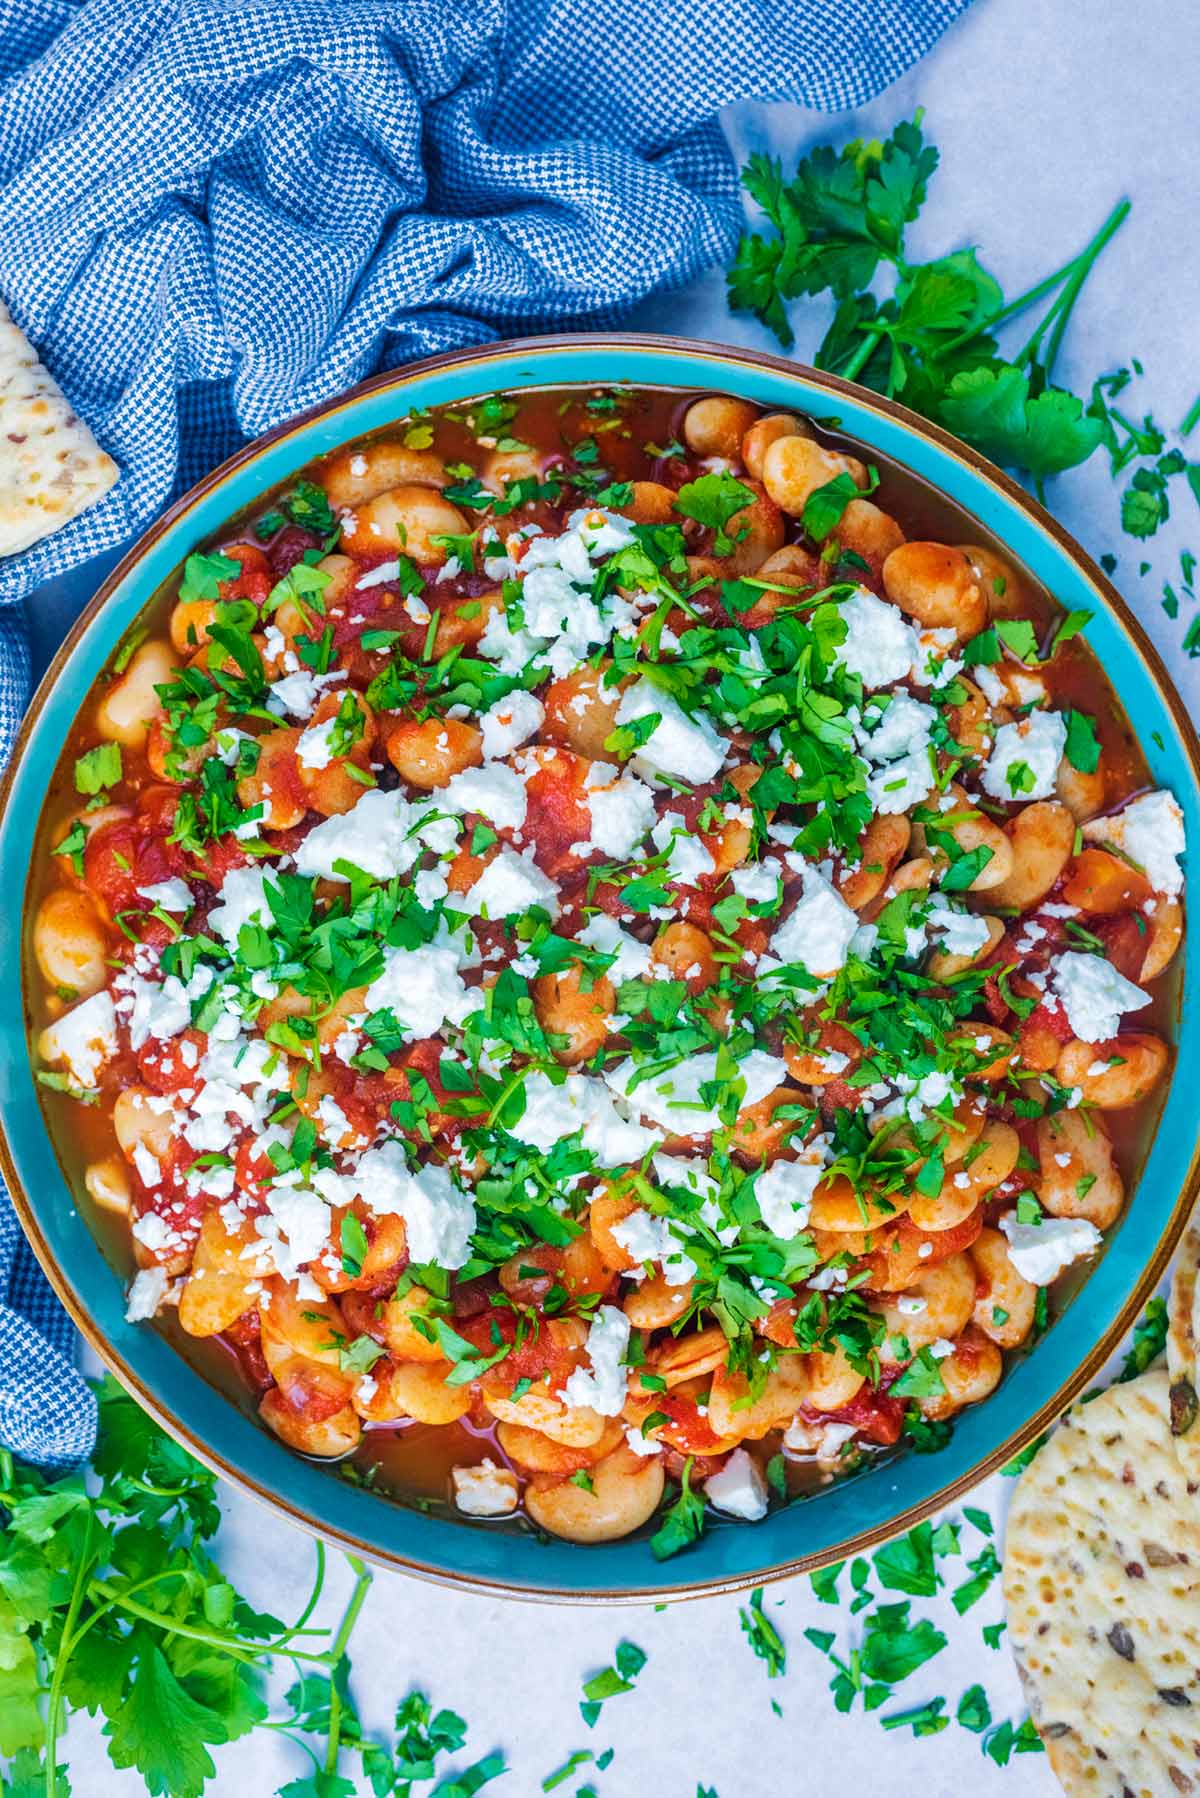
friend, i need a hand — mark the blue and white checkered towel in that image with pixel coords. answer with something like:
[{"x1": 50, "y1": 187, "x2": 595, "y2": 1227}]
[{"x1": 0, "y1": 0, "x2": 970, "y2": 1465}]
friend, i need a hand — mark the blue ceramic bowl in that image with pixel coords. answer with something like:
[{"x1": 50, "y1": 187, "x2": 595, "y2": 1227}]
[{"x1": 3, "y1": 335, "x2": 1197, "y2": 1601}]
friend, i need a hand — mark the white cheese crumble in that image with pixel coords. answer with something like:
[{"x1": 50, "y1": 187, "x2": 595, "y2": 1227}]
[
  {"x1": 1000, "y1": 1213, "x2": 1102, "y2": 1284},
  {"x1": 610, "y1": 1208, "x2": 698, "y2": 1285},
  {"x1": 560, "y1": 1305, "x2": 631, "y2": 1416},
  {"x1": 137, "y1": 878, "x2": 194, "y2": 914},
  {"x1": 363, "y1": 943, "x2": 480, "y2": 1041},
  {"x1": 704, "y1": 1447, "x2": 768, "y2": 1521},
  {"x1": 1051, "y1": 950, "x2": 1149, "y2": 1043},
  {"x1": 1083, "y1": 789, "x2": 1186, "y2": 896},
  {"x1": 981, "y1": 711, "x2": 1067, "y2": 801},
  {"x1": 39, "y1": 991, "x2": 117, "y2": 1087},
  {"x1": 462, "y1": 847, "x2": 559, "y2": 920},
  {"x1": 754, "y1": 1151, "x2": 828, "y2": 1239},
  {"x1": 208, "y1": 865, "x2": 272, "y2": 947},
  {"x1": 832, "y1": 587, "x2": 920, "y2": 688},
  {"x1": 296, "y1": 716, "x2": 339, "y2": 771},
  {"x1": 438, "y1": 761, "x2": 528, "y2": 831},
  {"x1": 293, "y1": 789, "x2": 455, "y2": 884},
  {"x1": 586, "y1": 769, "x2": 657, "y2": 858},
  {"x1": 258, "y1": 1184, "x2": 333, "y2": 1284},
  {"x1": 730, "y1": 861, "x2": 781, "y2": 905},
  {"x1": 574, "y1": 913, "x2": 653, "y2": 984},
  {"x1": 770, "y1": 864, "x2": 859, "y2": 978},
  {"x1": 510, "y1": 508, "x2": 638, "y2": 677},
  {"x1": 927, "y1": 904, "x2": 992, "y2": 959},
  {"x1": 615, "y1": 678, "x2": 729, "y2": 783},
  {"x1": 509, "y1": 1071, "x2": 658, "y2": 1165},
  {"x1": 478, "y1": 690, "x2": 545, "y2": 759},
  {"x1": 451, "y1": 1460, "x2": 519, "y2": 1517},
  {"x1": 350, "y1": 1141, "x2": 476, "y2": 1267},
  {"x1": 651, "y1": 810, "x2": 716, "y2": 885},
  {"x1": 124, "y1": 1266, "x2": 169, "y2": 1323},
  {"x1": 605, "y1": 1048, "x2": 786, "y2": 1136}
]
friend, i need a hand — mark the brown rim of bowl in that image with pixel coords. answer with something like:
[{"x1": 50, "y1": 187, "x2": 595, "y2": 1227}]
[{"x1": 3, "y1": 332, "x2": 1199, "y2": 1606}]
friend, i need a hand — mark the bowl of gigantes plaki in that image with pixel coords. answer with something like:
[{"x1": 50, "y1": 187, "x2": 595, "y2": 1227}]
[{"x1": 2, "y1": 334, "x2": 1197, "y2": 1602}]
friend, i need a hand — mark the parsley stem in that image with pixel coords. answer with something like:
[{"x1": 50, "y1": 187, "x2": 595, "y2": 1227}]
[
  {"x1": 1036, "y1": 198, "x2": 1130, "y2": 384},
  {"x1": 325, "y1": 1672, "x2": 343, "y2": 1775},
  {"x1": 837, "y1": 324, "x2": 890, "y2": 385},
  {"x1": 43, "y1": 1507, "x2": 95, "y2": 1798},
  {"x1": 931, "y1": 257, "x2": 1080, "y2": 360},
  {"x1": 326, "y1": 1555, "x2": 373, "y2": 1665},
  {"x1": 89, "y1": 1580, "x2": 343, "y2": 1663},
  {"x1": 1181, "y1": 393, "x2": 1200, "y2": 438}
]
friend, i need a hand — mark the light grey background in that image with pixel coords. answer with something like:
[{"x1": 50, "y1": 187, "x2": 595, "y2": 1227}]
[{"x1": 51, "y1": 0, "x2": 1198, "y2": 1790}]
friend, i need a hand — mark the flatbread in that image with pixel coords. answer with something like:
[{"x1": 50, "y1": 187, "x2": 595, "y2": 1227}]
[
  {"x1": 0, "y1": 300, "x2": 118, "y2": 558},
  {"x1": 1004, "y1": 1371, "x2": 1200, "y2": 1796},
  {"x1": 1167, "y1": 1212, "x2": 1200, "y2": 1478}
]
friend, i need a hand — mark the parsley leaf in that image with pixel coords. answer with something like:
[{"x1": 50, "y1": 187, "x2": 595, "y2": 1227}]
[
  {"x1": 74, "y1": 742, "x2": 122, "y2": 796},
  {"x1": 1064, "y1": 708, "x2": 1101, "y2": 773},
  {"x1": 649, "y1": 1458, "x2": 707, "y2": 1561}
]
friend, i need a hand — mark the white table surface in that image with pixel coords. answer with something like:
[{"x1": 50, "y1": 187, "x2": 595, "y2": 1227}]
[{"x1": 58, "y1": 0, "x2": 1200, "y2": 1790}]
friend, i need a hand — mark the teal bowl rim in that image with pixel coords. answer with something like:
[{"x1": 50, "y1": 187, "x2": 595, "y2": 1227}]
[{"x1": 3, "y1": 333, "x2": 1197, "y2": 1603}]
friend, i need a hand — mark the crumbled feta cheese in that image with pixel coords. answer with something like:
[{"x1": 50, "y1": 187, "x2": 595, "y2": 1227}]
[
  {"x1": 462, "y1": 848, "x2": 559, "y2": 920},
  {"x1": 296, "y1": 716, "x2": 338, "y2": 770},
  {"x1": 857, "y1": 691, "x2": 937, "y2": 764},
  {"x1": 730, "y1": 861, "x2": 780, "y2": 906},
  {"x1": 349, "y1": 1141, "x2": 476, "y2": 1267},
  {"x1": 478, "y1": 607, "x2": 543, "y2": 677},
  {"x1": 451, "y1": 1459, "x2": 519, "y2": 1517},
  {"x1": 624, "y1": 1425, "x2": 665, "y2": 1457},
  {"x1": 586, "y1": 769, "x2": 657, "y2": 858},
  {"x1": 1052, "y1": 950, "x2": 1149, "y2": 1043},
  {"x1": 1083, "y1": 789, "x2": 1186, "y2": 896},
  {"x1": 981, "y1": 711, "x2": 1067, "y2": 801},
  {"x1": 39, "y1": 991, "x2": 117, "y2": 1087},
  {"x1": 293, "y1": 789, "x2": 433, "y2": 884},
  {"x1": 610, "y1": 1208, "x2": 697, "y2": 1285},
  {"x1": 132, "y1": 1143, "x2": 162, "y2": 1188},
  {"x1": 363, "y1": 942, "x2": 480, "y2": 1040},
  {"x1": 651, "y1": 810, "x2": 715, "y2": 885},
  {"x1": 754, "y1": 1151, "x2": 828, "y2": 1239},
  {"x1": 316, "y1": 1094, "x2": 354, "y2": 1144},
  {"x1": 1000, "y1": 1212, "x2": 1102, "y2": 1284},
  {"x1": 575, "y1": 913, "x2": 653, "y2": 984},
  {"x1": 509, "y1": 1071, "x2": 658, "y2": 1165},
  {"x1": 125, "y1": 1266, "x2": 169, "y2": 1323},
  {"x1": 510, "y1": 508, "x2": 639, "y2": 677},
  {"x1": 704, "y1": 1447, "x2": 768, "y2": 1521},
  {"x1": 137, "y1": 878, "x2": 194, "y2": 914},
  {"x1": 927, "y1": 904, "x2": 992, "y2": 959},
  {"x1": 208, "y1": 865, "x2": 272, "y2": 947},
  {"x1": 869, "y1": 748, "x2": 936, "y2": 815},
  {"x1": 258, "y1": 1185, "x2": 334, "y2": 1283},
  {"x1": 615, "y1": 678, "x2": 729, "y2": 783},
  {"x1": 560, "y1": 1305, "x2": 631, "y2": 1416},
  {"x1": 605, "y1": 1048, "x2": 786, "y2": 1136},
  {"x1": 770, "y1": 865, "x2": 858, "y2": 977},
  {"x1": 832, "y1": 587, "x2": 920, "y2": 688},
  {"x1": 438, "y1": 762, "x2": 528, "y2": 831},
  {"x1": 266, "y1": 669, "x2": 341, "y2": 721},
  {"x1": 478, "y1": 690, "x2": 545, "y2": 759},
  {"x1": 910, "y1": 625, "x2": 964, "y2": 689}
]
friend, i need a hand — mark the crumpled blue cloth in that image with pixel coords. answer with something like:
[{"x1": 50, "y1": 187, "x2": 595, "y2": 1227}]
[{"x1": 0, "y1": 0, "x2": 970, "y2": 1466}]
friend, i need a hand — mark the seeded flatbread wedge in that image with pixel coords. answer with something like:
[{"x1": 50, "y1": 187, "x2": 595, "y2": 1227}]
[
  {"x1": 1167, "y1": 1211, "x2": 1200, "y2": 1476},
  {"x1": 1004, "y1": 1371, "x2": 1200, "y2": 1796},
  {"x1": 0, "y1": 300, "x2": 118, "y2": 558}
]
